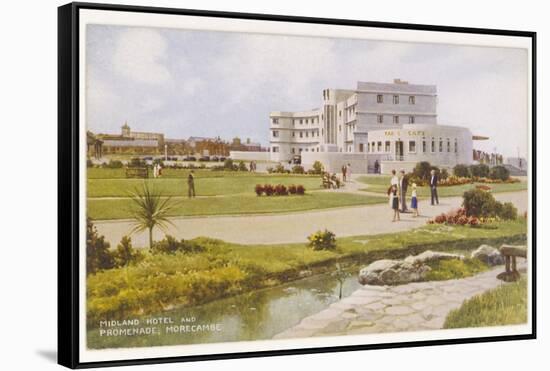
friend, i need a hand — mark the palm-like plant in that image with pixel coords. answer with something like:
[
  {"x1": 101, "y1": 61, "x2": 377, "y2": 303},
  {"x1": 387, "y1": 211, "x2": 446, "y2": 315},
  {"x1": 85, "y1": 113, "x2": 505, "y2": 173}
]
[{"x1": 128, "y1": 181, "x2": 177, "y2": 250}]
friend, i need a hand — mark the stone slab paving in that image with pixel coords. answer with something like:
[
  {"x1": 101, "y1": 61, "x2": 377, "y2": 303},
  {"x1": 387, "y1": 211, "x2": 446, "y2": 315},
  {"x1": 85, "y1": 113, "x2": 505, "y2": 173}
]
[{"x1": 273, "y1": 262, "x2": 526, "y2": 339}]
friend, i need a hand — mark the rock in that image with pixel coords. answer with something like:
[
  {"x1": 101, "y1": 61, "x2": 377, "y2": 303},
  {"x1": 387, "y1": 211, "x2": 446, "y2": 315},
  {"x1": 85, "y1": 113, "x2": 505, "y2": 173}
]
[
  {"x1": 471, "y1": 244, "x2": 504, "y2": 266},
  {"x1": 358, "y1": 259, "x2": 430, "y2": 286},
  {"x1": 404, "y1": 250, "x2": 464, "y2": 265},
  {"x1": 359, "y1": 250, "x2": 465, "y2": 286}
]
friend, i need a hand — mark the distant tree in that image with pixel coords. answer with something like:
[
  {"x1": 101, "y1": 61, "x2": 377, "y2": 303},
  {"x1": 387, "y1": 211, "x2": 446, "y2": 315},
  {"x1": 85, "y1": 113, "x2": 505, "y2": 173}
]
[
  {"x1": 312, "y1": 161, "x2": 324, "y2": 175},
  {"x1": 412, "y1": 161, "x2": 433, "y2": 181},
  {"x1": 470, "y1": 164, "x2": 490, "y2": 178},
  {"x1": 489, "y1": 165, "x2": 510, "y2": 181}
]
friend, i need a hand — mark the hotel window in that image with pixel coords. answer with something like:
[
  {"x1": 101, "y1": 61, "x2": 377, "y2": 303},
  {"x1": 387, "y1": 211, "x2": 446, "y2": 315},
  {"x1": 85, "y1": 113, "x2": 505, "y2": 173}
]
[
  {"x1": 327, "y1": 90, "x2": 330, "y2": 99},
  {"x1": 272, "y1": 146, "x2": 279, "y2": 153},
  {"x1": 422, "y1": 140, "x2": 427, "y2": 153},
  {"x1": 300, "y1": 119, "x2": 303, "y2": 124},
  {"x1": 272, "y1": 118, "x2": 279, "y2": 124},
  {"x1": 447, "y1": 138, "x2": 451, "y2": 152},
  {"x1": 367, "y1": 143, "x2": 370, "y2": 152},
  {"x1": 305, "y1": 119, "x2": 309, "y2": 124},
  {"x1": 409, "y1": 96, "x2": 415, "y2": 105},
  {"x1": 372, "y1": 142, "x2": 376, "y2": 152},
  {"x1": 291, "y1": 148, "x2": 295, "y2": 154},
  {"x1": 439, "y1": 138, "x2": 443, "y2": 152},
  {"x1": 385, "y1": 141, "x2": 391, "y2": 152},
  {"x1": 299, "y1": 148, "x2": 303, "y2": 152},
  {"x1": 409, "y1": 140, "x2": 416, "y2": 153},
  {"x1": 431, "y1": 138, "x2": 435, "y2": 152},
  {"x1": 377, "y1": 94, "x2": 383, "y2": 103},
  {"x1": 409, "y1": 116, "x2": 415, "y2": 124},
  {"x1": 393, "y1": 116, "x2": 399, "y2": 124},
  {"x1": 339, "y1": 110, "x2": 342, "y2": 117},
  {"x1": 393, "y1": 95, "x2": 399, "y2": 104},
  {"x1": 272, "y1": 130, "x2": 279, "y2": 138},
  {"x1": 305, "y1": 148, "x2": 309, "y2": 152},
  {"x1": 377, "y1": 115, "x2": 384, "y2": 124},
  {"x1": 292, "y1": 132, "x2": 295, "y2": 137},
  {"x1": 454, "y1": 139, "x2": 458, "y2": 153},
  {"x1": 306, "y1": 132, "x2": 309, "y2": 137},
  {"x1": 299, "y1": 132, "x2": 303, "y2": 138},
  {"x1": 359, "y1": 143, "x2": 364, "y2": 152},
  {"x1": 377, "y1": 141, "x2": 382, "y2": 152}
]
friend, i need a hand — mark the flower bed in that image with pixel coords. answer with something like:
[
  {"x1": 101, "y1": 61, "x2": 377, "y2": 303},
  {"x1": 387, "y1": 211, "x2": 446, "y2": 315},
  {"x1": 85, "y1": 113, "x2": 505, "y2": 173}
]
[{"x1": 255, "y1": 184, "x2": 306, "y2": 196}]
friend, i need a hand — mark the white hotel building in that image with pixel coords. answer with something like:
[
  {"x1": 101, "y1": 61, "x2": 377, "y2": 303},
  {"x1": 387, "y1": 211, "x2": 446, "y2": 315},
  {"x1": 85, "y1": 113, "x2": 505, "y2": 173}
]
[{"x1": 269, "y1": 79, "x2": 478, "y2": 174}]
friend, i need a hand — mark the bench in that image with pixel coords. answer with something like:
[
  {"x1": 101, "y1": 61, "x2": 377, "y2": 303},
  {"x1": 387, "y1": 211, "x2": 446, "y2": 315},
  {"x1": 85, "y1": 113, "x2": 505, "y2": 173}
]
[
  {"x1": 496, "y1": 244, "x2": 527, "y2": 282},
  {"x1": 125, "y1": 167, "x2": 149, "y2": 179}
]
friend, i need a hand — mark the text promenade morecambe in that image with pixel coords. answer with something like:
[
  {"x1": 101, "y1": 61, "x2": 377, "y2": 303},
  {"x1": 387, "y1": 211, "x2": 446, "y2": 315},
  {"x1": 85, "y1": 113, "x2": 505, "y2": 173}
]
[{"x1": 98, "y1": 317, "x2": 223, "y2": 337}]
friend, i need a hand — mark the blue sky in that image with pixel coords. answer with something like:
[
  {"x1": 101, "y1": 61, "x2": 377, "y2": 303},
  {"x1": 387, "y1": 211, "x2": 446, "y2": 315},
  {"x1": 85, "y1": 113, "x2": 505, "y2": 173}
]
[{"x1": 86, "y1": 25, "x2": 529, "y2": 157}]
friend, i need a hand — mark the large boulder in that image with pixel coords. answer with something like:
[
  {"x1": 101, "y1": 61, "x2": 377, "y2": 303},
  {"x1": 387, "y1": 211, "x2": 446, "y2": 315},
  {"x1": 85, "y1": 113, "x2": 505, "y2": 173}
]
[
  {"x1": 404, "y1": 250, "x2": 464, "y2": 265},
  {"x1": 471, "y1": 244, "x2": 504, "y2": 266},
  {"x1": 358, "y1": 259, "x2": 431, "y2": 286}
]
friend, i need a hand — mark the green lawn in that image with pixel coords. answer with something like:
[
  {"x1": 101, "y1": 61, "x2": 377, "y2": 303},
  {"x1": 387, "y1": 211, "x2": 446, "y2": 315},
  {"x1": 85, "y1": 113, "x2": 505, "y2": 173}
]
[
  {"x1": 356, "y1": 175, "x2": 527, "y2": 198},
  {"x1": 88, "y1": 169, "x2": 323, "y2": 197},
  {"x1": 88, "y1": 192, "x2": 385, "y2": 220},
  {"x1": 87, "y1": 219, "x2": 527, "y2": 324},
  {"x1": 444, "y1": 276, "x2": 528, "y2": 328}
]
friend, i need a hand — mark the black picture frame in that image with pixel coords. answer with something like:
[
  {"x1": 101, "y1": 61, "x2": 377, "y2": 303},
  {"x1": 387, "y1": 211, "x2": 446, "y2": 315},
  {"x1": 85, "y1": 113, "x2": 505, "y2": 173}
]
[{"x1": 58, "y1": 2, "x2": 537, "y2": 368}]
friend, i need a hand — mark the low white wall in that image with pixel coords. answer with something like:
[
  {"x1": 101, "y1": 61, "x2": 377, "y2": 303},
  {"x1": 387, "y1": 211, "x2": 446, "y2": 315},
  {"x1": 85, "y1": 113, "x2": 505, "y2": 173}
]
[
  {"x1": 230, "y1": 151, "x2": 271, "y2": 161},
  {"x1": 301, "y1": 152, "x2": 369, "y2": 173}
]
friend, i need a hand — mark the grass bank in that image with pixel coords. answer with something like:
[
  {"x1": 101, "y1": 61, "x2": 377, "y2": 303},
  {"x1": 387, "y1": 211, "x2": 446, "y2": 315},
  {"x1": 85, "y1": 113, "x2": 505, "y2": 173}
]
[
  {"x1": 87, "y1": 219, "x2": 527, "y2": 325},
  {"x1": 444, "y1": 276, "x2": 527, "y2": 328},
  {"x1": 87, "y1": 192, "x2": 385, "y2": 220}
]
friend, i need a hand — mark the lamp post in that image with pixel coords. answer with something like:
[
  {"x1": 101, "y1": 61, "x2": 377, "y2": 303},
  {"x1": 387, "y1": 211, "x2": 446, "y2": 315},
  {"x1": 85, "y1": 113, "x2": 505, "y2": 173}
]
[{"x1": 164, "y1": 144, "x2": 168, "y2": 161}]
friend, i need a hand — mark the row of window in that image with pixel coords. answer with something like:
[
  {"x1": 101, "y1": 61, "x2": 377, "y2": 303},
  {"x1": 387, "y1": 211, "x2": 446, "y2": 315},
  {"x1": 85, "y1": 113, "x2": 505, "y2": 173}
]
[
  {"x1": 271, "y1": 117, "x2": 319, "y2": 125},
  {"x1": 377, "y1": 115, "x2": 415, "y2": 124},
  {"x1": 271, "y1": 130, "x2": 321, "y2": 138},
  {"x1": 367, "y1": 138, "x2": 458, "y2": 154},
  {"x1": 271, "y1": 146, "x2": 320, "y2": 154},
  {"x1": 377, "y1": 94, "x2": 416, "y2": 105}
]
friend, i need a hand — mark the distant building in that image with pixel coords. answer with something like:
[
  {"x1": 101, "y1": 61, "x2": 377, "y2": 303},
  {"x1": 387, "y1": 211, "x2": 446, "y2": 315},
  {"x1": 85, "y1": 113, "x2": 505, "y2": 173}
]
[
  {"x1": 269, "y1": 79, "x2": 485, "y2": 173},
  {"x1": 96, "y1": 123, "x2": 164, "y2": 154},
  {"x1": 506, "y1": 157, "x2": 528, "y2": 171}
]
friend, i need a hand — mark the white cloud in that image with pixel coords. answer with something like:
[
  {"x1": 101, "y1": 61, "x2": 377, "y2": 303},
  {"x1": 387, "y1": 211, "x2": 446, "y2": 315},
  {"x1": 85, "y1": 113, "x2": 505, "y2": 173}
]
[{"x1": 112, "y1": 28, "x2": 171, "y2": 84}]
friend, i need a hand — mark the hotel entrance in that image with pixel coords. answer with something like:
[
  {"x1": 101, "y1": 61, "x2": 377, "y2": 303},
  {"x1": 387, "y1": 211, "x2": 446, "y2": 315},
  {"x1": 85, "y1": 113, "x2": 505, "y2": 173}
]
[{"x1": 395, "y1": 140, "x2": 404, "y2": 161}]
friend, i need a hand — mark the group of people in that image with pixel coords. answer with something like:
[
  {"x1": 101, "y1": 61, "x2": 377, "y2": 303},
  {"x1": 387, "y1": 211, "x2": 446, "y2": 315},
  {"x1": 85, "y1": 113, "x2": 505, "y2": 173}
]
[
  {"x1": 387, "y1": 168, "x2": 439, "y2": 222},
  {"x1": 322, "y1": 172, "x2": 343, "y2": 189},
  {"x1": 341, "y1": 163, "x2": 353, "y2": 182}
]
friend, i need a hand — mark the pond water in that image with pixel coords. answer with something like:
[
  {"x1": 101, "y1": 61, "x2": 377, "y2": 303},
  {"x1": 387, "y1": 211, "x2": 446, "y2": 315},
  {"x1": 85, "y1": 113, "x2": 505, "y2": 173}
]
[{"x1": 88, "y1": 268, "x2": 361, "y2": 349}]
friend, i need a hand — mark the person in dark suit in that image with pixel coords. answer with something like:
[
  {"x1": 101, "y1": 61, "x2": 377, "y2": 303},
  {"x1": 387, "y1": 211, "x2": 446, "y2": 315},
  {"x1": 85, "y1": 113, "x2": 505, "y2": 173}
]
[
  {"x1": 188, "y1": 170, "x2": 196, "y2": 198},
  {"x1": 429, "y1": 169, "x2": 439, "y2": 205},
  {"x1": 399, "y1": 169, "x2": 409, "y2": 213}
]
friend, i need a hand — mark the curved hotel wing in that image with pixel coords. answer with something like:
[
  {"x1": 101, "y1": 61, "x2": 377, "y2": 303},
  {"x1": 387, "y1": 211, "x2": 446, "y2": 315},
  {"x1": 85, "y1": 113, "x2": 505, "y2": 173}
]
[{"x1": 269, "y1": 79, "x2": 474, "y2": 174}]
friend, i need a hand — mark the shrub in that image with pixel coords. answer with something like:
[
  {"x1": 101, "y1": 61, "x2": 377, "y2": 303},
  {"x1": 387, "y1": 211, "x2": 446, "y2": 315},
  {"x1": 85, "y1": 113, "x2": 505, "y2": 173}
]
[
  {"x1": 86, "y1": 218, "x2": 114, "y2": 275},
  {"x1": 238, "y1": 161, "x2": 248, "y2": 171},
  {"x1": 254, "y1": 184, "x2": 264, "y2": 196},
  {"x1": 113, "y1": 236, "x2": 143, "y2": 268},
  {"x1": 128, "y1": 158, "x2": 147, "y2": 168},
  {"x1": 453, "y1": 164, "x2": 471, "y2": 178},
  {"x1": 440, "y1": 168, "x2": 449, "y2": 180},
  {"x1": 307, "y1": 229, "x2": 337, "y2": 251},
  {"x1": 274, "y1": 184, "x2": 288, "y2": 196},
  {"x1": 470, "y1": 163, "x2": 490, "y2": 178},
  {"x1": 463, "y1": 189, "x2": 498, "y2": 217},
  {"x1": 412, "y1": 161, "x2": 433, "y2": 181},
  {"x1": 102, "y1": 159, "x2": 124, "y2": 169},
  {"x1": 152, "y1": 235, "x2": 205, "y2": 255},
  {"x1": 312, "y1": 161, "x2": 324, "y2": 175},
  {"x1": 296, "y1": 185, "x2": 306, "y2": 195},
  {"x1": 292, "y1": 165, "x2": 305, "y2": 174},
  {"x1": 500, "y1": 202, "x2": 518, "y2": 220},
  {"x1": 266, "y1": 166, "x2": 274, "y2": 173},
  {"x1": 489, "y1": 165, "x2": 510, "y2": 181},
  {"x1": 223, "y1": 158, "x2": 234, "y2": 170},
  {"x1": 288, "y1": 184, "x2": 297, "y2": 194},
  {"x1": 87, "y1": 159, "x2": 94, "y2": 168},
  {"x1": 263, "y1": 184, "x2": 274, "y2": 196},
  {"x1": 274, "y1": 164, "x2": 286, "y2": 173}
]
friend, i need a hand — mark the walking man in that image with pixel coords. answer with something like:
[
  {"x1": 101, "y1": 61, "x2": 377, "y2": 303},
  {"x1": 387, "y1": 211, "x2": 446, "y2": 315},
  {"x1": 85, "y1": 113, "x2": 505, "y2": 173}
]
[
  {"x1": 399, "y1": 169, "x2": 409, "y2": 213},
  {"x1": 430, "y1": 169, "x2": 439, "y2": 205},
  {"x1": 188, "y1": 170, "x2": 196, "y2": 198},
  {"x1": 341, "y1": 164, "x2": 347, "y2": 182}
]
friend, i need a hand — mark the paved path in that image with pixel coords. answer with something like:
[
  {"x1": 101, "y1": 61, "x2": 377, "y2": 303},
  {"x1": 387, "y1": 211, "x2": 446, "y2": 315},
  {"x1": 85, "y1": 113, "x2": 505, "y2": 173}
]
[
  {"x1": 94, "y1": 190, "x2": 527, "y2": 248},
  {"x1": 274, "y1": 262, "x2": 527, "y2": 339}
]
